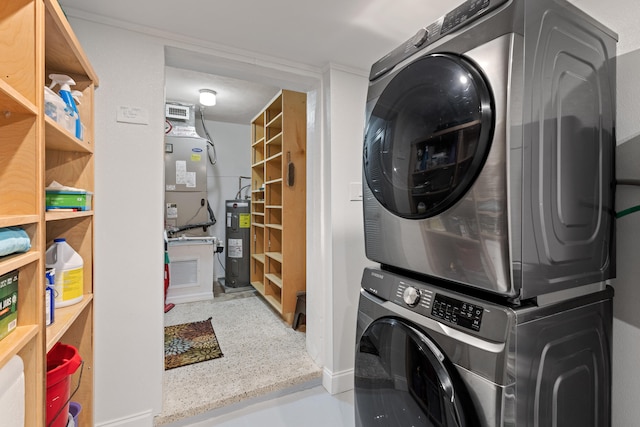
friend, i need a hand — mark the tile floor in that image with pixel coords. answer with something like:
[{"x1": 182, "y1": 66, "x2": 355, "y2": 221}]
[{"x1": 168, "y1": 385, "x2": 355, "y2": 427}]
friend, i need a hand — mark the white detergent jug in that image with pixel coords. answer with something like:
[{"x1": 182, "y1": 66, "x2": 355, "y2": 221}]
[{"x1": 45, "y1": 238, "x2": 83, "y2": 307}]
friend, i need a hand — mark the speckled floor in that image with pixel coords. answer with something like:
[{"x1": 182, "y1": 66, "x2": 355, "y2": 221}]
[{"x1": 155, "y1": 288, "x2": 321, "y2": 426}]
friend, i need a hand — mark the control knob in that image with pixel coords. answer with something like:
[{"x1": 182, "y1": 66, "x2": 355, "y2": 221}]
[
  {"x1": 403, "y1": 286, "x2": 421, "y2": 307},
  {"x1": 412, "y1": 28, "x2": 429, "y2": 48}
]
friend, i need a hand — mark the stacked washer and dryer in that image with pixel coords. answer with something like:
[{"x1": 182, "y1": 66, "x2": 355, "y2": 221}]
[{"x1": 355, "y1": 0, "x2": 617, "y2": 426}]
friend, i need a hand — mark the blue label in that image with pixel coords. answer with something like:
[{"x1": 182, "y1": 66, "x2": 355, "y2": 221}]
[{"x1": 192, "y1": 148, "x2": 203, "y2": 152}]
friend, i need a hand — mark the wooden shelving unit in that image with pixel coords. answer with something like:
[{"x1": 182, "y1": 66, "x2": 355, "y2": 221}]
[
  {"x1": 250, "y1": 90, "x2": 306, "y2": 325},
  {"x1": 0, "y1": 0, "x2": 98, "y2": 424}
]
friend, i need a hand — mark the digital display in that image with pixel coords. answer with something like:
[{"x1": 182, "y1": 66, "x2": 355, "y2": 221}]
[
  {"x1": 441, "y1": 0, "x2": 491, "y2": 35},
  {"x1": 432, "y1": 294, "x2": 483, "y2": 331}
]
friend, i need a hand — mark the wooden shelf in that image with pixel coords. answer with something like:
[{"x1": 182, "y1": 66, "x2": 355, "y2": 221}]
[
  {"x1": 0, "y1": 1, "x2": 98, "y2": 424},
  {"x1": 266, "y1": 112, "x2": 283, "y2": 128},
  {"x1": 0, "y1": 214, "x2": 40, "y2": 229},
  {"x1": 0, "y1": 251, "x2": 40, "y2": 277},
  {"x1": 252, "y1": 253, "x2": 265, "y2": 264},
  {"x1": 45, "y1": 210, "x2": 93, "y2": 222},
  {"x1": 251, "y1": 281, "x2": 265, "y2": 294},
  {"x1": 45, "y1": 116, "x2": 93, "y2": 152},
  {"x1": 266, "y1": 132, "x2": 283, "y2": 146},
  {"x1": 265, "y1": 273, "x2": 283, "y2": 288},
  {"x1": 46, "y1": 295, "x2": 93, "y2": 351},
  {"x1": 266, "y1": 152, "x2": 283, "y2": 162},
  {"x1": 44, "y1": 0, "x2": 99, "y2": 88},
  {"x1": 250, "y1": 90, "x2": 307, "y2": 325},
  {"x1": 265, "y1": 251, "x2": 283, "y2": 263},
  {"x1": 0, "y1": 79, "x2": 38, "y2": 116},
  {"x1": 264, "y1": 295, "x2": 282, "y2": 312},
  {"x1": 42, "y1": 0, "x2": 98, "y2": 422},
  {"x1": 0, "y1": 325, "x2": 39, "y2": 369}
]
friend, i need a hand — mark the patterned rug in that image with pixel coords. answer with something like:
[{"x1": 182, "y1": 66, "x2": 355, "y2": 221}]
[{"x1": 164, "y1": 317, "x2": 223, "y2": 370}]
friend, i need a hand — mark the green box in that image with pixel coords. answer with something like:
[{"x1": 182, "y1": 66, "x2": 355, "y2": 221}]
[
  {"x1": 46, "y1": 190, "x2": 93, "y2": 211},
  {"x1": 0, "y1": 270, "x2": 18, "y2": 342}
]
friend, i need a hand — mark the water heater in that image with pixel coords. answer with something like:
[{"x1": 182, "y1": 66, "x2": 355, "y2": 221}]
[{"x1": 225, "y1": 200, "x2": 251, "y2": 287}]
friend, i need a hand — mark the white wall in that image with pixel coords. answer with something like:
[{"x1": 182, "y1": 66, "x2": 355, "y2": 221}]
[
  {"x1": 321, "y1": 65, "x2": 370, "y2": 393},
  {"x1": 66, "y1": 18, "x2": 167, "y2": 425},
  {"x1": 195, "y1": 118, "x2": 252, "y2": 280},
  {"x1": 66, "y1": 12, "x2": 332, "y2": 427},
  {"x1": 609, "y1": 39, "x2": 640, "y2": 427}
]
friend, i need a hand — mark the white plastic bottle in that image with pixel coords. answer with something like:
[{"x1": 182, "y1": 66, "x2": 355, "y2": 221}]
[
  {"x1": 49, "y1": 74, "x2": 82, "y2": 140},
  {"x1": 45, "y1": 238, "x2": 84, "y2": 307}
]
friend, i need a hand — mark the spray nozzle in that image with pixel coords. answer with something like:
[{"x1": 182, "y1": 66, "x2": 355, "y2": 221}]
[
  {"x1": 48, "y1": 73, "x2": 76, "y2": 92},
  {"x1": 71, "y1": 90, "x2": 83, "y2": 105}
]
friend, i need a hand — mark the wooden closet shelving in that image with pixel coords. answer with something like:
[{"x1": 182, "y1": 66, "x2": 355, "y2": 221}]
[
  {"x1": 250, "y1": 90, "x2": 306, "y2": 325},
  {"x1": 0, "y1": 0, "x2": 98, "y2": 424}
]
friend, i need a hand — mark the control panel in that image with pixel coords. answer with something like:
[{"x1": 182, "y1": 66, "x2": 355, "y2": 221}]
[
  {"x1": 441, "y1": 0, "x2": 491, "y2": 35},
  {"x1": 432, "y1": 294, "x2": 484, "y2": 332},
  {"x1": 384, "y1": 280, "x2": 484, "y2": 332},
  {"x1": 369, "y1": 0, "x2": 508, "y2": 81},
  {"x1": 393, "y1": 280, "x2": 484, "y2": 332},
  {"x1": 361, "y1": 268, "x2": 510, "y2": 342},
  {"x1": 395, "y1": 281, "x2": 433, "y2": 314}
]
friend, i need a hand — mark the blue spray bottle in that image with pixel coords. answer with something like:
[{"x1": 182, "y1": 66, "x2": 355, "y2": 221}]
[
  {"x1": 71, "y1": 90, "x2": 84, "y2": 141},
  {"x1": 49, "y1": 74, "x2": 82, "y2": 140}
]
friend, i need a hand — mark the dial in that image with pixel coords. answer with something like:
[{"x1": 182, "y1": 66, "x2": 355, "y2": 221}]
[
  {"x1": 411, "y1": 28, "x2": 429, "y2": 48},
  {"x1": 403, "y1": 286, "x2": 421, "y2": 307}
]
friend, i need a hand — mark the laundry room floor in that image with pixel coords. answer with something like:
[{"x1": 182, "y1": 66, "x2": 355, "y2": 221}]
[
  {"x1": 156, "y1": 285, "x2": 321, "y2": 425},
  {"x1": 166, "y1": 384, "x2": 355, "y2": 427}
]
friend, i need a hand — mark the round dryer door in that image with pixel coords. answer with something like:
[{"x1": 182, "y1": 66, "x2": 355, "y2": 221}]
[
  {"x1": 355, "y1": 317, "x2": 475, "y2": 426},
  {"x1": 363, "y1": 54, "x2": 494, "y2": 219}
]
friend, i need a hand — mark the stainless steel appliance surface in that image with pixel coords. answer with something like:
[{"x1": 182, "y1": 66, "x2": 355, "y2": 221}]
[
  {"x1": 354, "y1": 267, "x2": 613, "y2": 427},
  {"x1": 165, "y1": 134, "x2": 212, "y2": 237},
  {"x1": 362, "y1": 0, "x2": 617, "y2": 301}
]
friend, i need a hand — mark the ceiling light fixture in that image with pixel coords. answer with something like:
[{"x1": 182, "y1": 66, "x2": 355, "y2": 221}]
[{"x1": 199, "y1": 89, "x2": 217, "y2": 106}]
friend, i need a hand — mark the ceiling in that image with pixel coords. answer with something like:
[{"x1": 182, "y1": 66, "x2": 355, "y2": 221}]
[
  {"x1": 163, "y1": 67, "x2": 281, "y2": 124},
  {"x1": 57, "y1": 0, "x2": 455, "y2": 123},
  {"x1": 57, "y1": 0, "x2": 623, "y2": 124}
]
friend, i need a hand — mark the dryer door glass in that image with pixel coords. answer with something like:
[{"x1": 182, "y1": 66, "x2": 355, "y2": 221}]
[
  {"x1": 355, "y1": 317, "x2": 473, "y2": 426},
  {"x1": 363, "y1": 54, "x2": 493, "y2": 219}
]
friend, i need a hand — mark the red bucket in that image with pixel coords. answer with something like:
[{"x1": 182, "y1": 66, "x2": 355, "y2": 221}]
[{"x1": 46, "y1": 343, "x2": 82, "y2": 427}]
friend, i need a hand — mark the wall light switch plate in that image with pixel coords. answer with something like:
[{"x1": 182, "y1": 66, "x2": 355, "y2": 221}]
[{"x1": 350, "y1": 182, "x2": 363, "y2": 201}]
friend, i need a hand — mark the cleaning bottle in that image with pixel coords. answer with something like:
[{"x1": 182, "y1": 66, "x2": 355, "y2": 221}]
[
  {"x1": 71, "y1": 90, "x2": 84, "y2": 141},
  {"x1": 49, "y1": 74, "x2": 82, "y2": 140},
  {"x1": 45, "y1": 238, "x2": 84, "y2": 308}
]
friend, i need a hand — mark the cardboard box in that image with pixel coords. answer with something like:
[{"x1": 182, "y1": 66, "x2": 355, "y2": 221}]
[
  {"x1": 46, "y1": 190, "x2": 93, "y2": 211},
  {"x1": 0, "y1": 270, "x2": 18, "y2": 342}
]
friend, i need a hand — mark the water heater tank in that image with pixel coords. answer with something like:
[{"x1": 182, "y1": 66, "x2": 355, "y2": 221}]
[{"x1": 225, "y1": 200, "x2": 251, "y2": 288}]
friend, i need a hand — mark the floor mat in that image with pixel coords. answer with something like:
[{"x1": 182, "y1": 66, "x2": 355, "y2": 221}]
[{"x1": 164, "y1": 317, "x2": 223, "y2": 370}]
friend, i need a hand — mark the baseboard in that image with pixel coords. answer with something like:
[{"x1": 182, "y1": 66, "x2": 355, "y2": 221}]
[
  {"x1": 165, "y1": 291, "x2": 213, "y2": 305},
  {"x1": 95, "y1": 410, "x2": 153, "y2": 427},
  {"x1": 322, "y1": 367, "x2": 354, "y2": 395}
]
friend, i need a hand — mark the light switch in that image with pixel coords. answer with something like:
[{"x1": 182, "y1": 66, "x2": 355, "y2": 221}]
[{"x1": 350, "y1": 182, "x2": 363, "y2": 201}]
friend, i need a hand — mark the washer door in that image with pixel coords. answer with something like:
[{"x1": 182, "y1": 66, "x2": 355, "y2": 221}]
[
  {"x1": 363, "y1": 54, "x2": 494, "y2": 219},
  {"x1": 355, "y1": 317, "x2": 475, "y2": 426}
]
